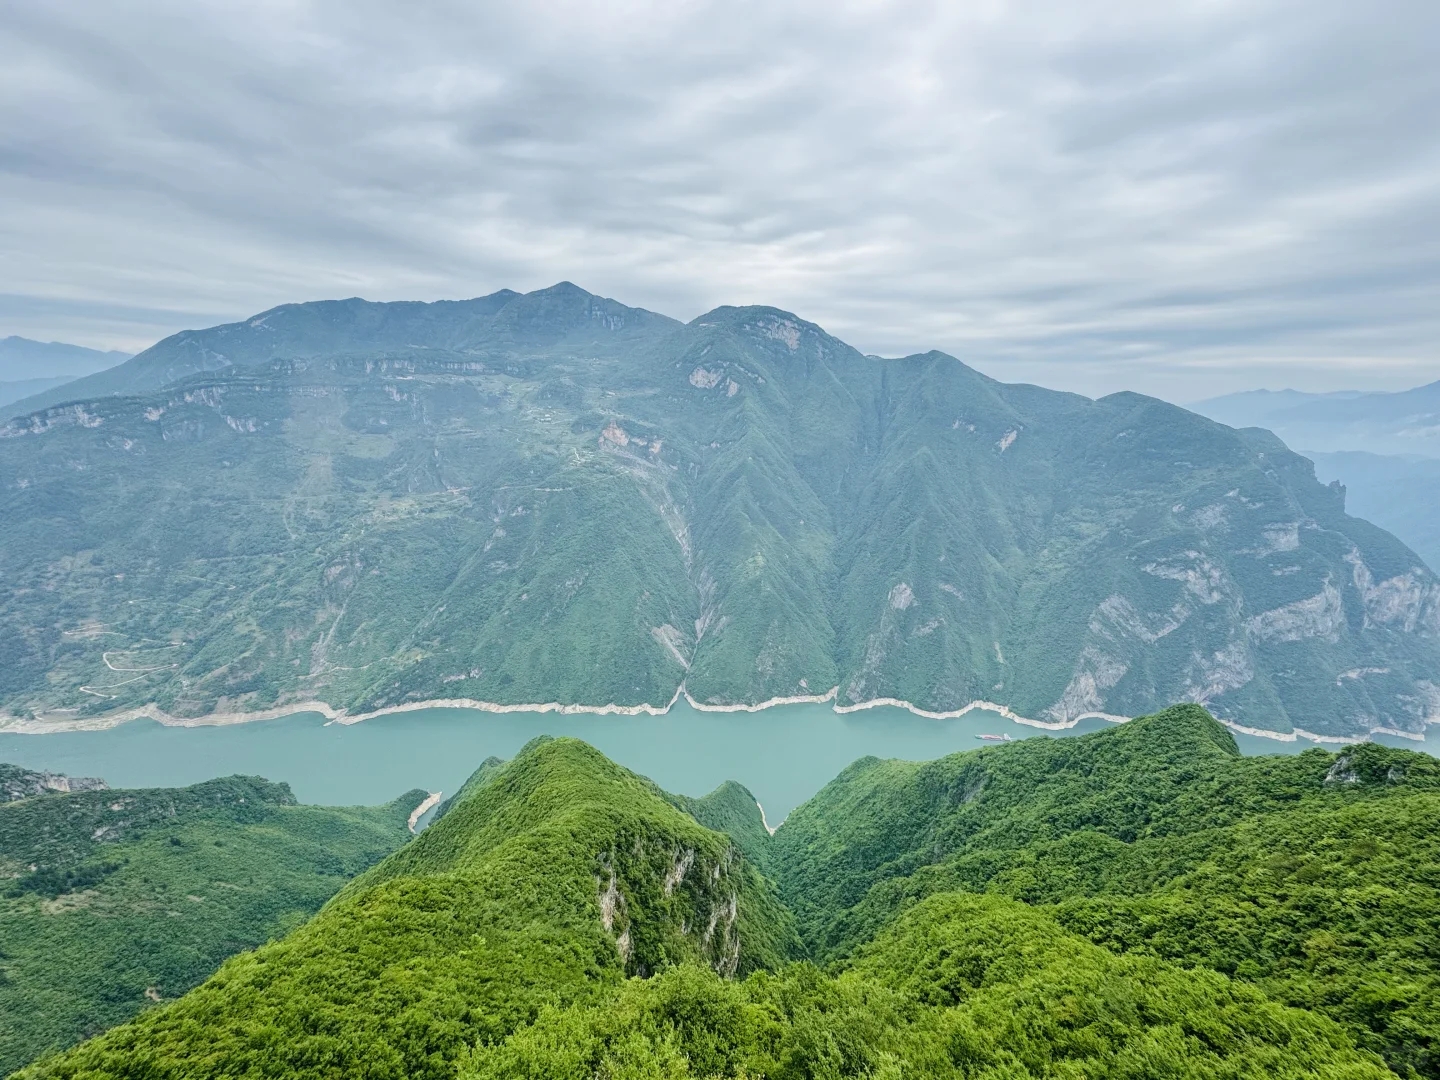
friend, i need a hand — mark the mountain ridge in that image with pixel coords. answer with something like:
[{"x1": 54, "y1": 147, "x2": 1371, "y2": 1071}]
[
  {"x1": 1, "y1": 283, "x2": 678, "y2": 419},
  {"x1": 0, "y1": 337, "x2": 132, "y2": 381},
  {"x1": 3, "y1": 284, "x2": 1439, "y2": 739},
  {"x1": 1194, "y1": 380, "x2": 1440, "y2": 458},
  {"x1": 15, "y1": 708, "x2": 1437, "y2": 1079}
]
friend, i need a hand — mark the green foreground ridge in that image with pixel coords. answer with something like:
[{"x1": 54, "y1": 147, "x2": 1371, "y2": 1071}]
[
  {"x1": 9, "y1": 705, "x2": 1440, "y2": 1079},
  {"x1": 0, "y1": 768, "x2": 427, "y2": 1075}
]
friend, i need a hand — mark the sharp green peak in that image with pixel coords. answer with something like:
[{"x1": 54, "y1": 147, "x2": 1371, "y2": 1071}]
[
  {"x1": 1108, "y1": 699, "x2": 1242, "y2": 756},
  {"x1": 667, "y1": 778, "x2": 773, "y2": 869},
  {"x1": 13, "y1": 736, "x2": 799, "y2": 1079}
]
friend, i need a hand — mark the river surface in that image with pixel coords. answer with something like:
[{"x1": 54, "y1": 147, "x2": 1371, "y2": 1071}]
[{"x1": 2, "y1": 699, "x2": 1436, "y2": 823}]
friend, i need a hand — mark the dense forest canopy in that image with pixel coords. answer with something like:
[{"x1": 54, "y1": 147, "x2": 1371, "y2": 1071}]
[{"x1": 6, "y1": 705, "x2": 1437, "y2": 1078}]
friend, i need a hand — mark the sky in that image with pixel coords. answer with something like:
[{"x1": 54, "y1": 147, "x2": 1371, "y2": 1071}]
[{"x1": 2, "y1": 0, "x2": 1438, "y2": 402}]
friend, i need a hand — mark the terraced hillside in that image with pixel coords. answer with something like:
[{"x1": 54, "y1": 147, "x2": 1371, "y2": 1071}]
[{"x1": 3, "y1": 284, "x2": 1439, "y2": 738}]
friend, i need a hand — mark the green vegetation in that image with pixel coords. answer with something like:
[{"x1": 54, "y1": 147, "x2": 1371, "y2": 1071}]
[
  {"x1": 14, "y1": 738, "x2": 797, "y2": 1079},
  {"x1": 3, "y1": 285, "x2": 1439, "y2": 739},
  {"x1": 0, "y1": 772, "x2": 426, "y2": 1074},
  {"x1": 769, "y1": 705, "x2": 1440, "y2": 1077},
  {"x1": 460, "y1": 894, "x2": 1386, "y2": 1080},
  {"x1": 668, "y1": 779, "x2": 773, "y2": 869},
  {"x1": 13, "y1": 713, "x2": 1438, "y2": 1078}
]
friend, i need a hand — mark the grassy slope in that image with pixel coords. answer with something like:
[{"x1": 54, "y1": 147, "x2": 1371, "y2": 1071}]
[
  {"x1": 769, "y1": 704, "x2": 1440, "y2": 1076},
  {"x1": 0, "y1": 775, "x2": 425, "y2": 1075}
]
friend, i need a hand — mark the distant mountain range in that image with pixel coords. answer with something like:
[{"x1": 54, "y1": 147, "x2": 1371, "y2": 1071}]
[
  {"x1": 0, "y1": 336, "x2": 132, "y2": 380},
  {"x1": 0, "y1": 336, "x2": 132, "y2": 411},
  {"x1": 2, "y1": 284, "x2": 1439, "y2": 740},
  {"x1": 1194, "y1": 382, "x2": 1440, "y2": 458}
]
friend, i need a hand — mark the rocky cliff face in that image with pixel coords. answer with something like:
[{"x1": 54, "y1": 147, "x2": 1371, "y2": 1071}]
[{"x1": 0, "y1": 764, "x2": 106, "y2": 803}]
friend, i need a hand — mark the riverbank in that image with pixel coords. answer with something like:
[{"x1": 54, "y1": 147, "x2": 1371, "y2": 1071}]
[
  {"x1": 0, "y1": 682, "x2": 1420, "y2": 746},
  {"x1": 407, "y1": 792, "x2": 443, "y2": 832}
]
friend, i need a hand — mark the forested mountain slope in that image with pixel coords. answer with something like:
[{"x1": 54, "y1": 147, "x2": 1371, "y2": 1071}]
[
  {"x1": 17, "y1": 725, "x2": 1418, "y2": 1080},
  {"x1": 3, "y1": 285, "x2": 1438, "y2": 738},
  {"x1": 770, "y1": 704, "x2": 1440, "y2": 1077},
  {"x1": 15, "y1": 737, "x2": 798, "y2": 1078},
  {"x1": 0, "y1": 773, "x2": 426, "y2": 1074}
]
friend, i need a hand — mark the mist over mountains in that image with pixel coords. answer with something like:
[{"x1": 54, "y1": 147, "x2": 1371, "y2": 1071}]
[
  {"x1": 1195, "y1": 384, "x2": 1440, "y2": 588},
  {"x1": 0, "y1": 336, "x2": 131, "y2": 381},
  {"x1": 3, "y1": 283, "x2": 1439, "y2": 740},
  {"x1": 1194, "y1": 384, "x2": 1440, "y2": 459}
]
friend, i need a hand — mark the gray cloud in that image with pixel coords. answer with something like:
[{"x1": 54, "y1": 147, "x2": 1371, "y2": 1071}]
[{"x1": 2, "y1": 0, "x2": 1437, "y2": 399}]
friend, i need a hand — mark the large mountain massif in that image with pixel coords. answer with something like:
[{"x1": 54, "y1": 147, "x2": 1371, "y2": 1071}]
[
  {"x1": 3, "y1": 284, "x2": 1439, "y2": 739},
  {"x1": 11, "y1": 709, "x2": 1440, "y2": 1078}
]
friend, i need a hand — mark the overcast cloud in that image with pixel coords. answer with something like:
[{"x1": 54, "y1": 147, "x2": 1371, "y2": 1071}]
[{"x1": 2, "y1": 0, "x2": 1438, "y2": 399}]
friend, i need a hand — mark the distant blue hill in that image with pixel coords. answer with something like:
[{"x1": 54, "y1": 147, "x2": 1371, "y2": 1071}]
[
  {"x1": 1194, "y1": 382, "x2": 1440, "y2": 457},
  {"x1": 0, "y1": 338, "x2": 134, "y2": 412},
  {"x1": 0, "y1": 336, "x2": 132, "y2": 382},
  {"x1": 0, "y1": 377, "x2": 78, "y2": 410}
]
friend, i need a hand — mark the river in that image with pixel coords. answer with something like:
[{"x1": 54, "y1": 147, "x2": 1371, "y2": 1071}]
[{"x1": 2, "y1": 699, "x2": 1435, "y2": 824}]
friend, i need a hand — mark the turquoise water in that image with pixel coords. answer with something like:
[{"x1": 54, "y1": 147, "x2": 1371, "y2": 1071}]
[{"x1": 1, "y1": 699, "x2": 1431, "y2": 823}]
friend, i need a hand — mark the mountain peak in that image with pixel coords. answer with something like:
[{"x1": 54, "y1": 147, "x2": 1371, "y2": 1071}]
[
  {"x1": 690, "y1": 303, "x2": 813, "y2": 328},
  {"x1": 1114, "y1": 702, "x2": 1241, "y2": 758},
  {"x1": 530, "y1": 280, "x2": 591, "y2": 298}
]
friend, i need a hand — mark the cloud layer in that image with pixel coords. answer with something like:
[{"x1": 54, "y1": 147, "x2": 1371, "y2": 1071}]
[{"x1": 3, "y1": 0, "x2": 1438, "y2": 398}]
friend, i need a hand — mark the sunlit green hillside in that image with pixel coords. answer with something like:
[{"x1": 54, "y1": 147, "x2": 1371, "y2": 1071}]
[
  {"x1": 771, "y1": 704, "x2": 1440, "y2": 1076},
  {"x1": 14, "y1": 737, "x2": 798, "y2": 1078}
]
